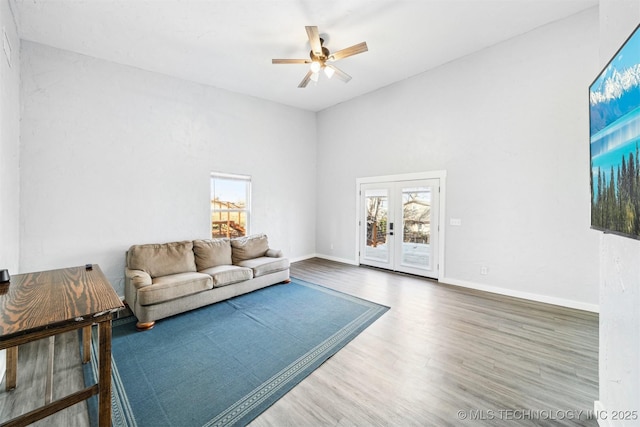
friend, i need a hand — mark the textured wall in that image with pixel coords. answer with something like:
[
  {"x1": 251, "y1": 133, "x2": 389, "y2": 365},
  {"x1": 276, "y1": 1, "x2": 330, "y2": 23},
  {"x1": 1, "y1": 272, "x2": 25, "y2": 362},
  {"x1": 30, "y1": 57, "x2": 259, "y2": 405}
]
[
  {"x1": 316, "y1": 9, "x2": 600, "y2": 309},
  {"x1": 0, "y1": 0, "x2": 20, "y2": 385},
  {"x1": 0, "y1": 0, "x2": 19, "y2": 278},
  {"x1": 19, "y1": 42, "x2": 317, "y2": 296},
  {"x1": 597, "y1": 1, "x2": 640, "y2": 425}
]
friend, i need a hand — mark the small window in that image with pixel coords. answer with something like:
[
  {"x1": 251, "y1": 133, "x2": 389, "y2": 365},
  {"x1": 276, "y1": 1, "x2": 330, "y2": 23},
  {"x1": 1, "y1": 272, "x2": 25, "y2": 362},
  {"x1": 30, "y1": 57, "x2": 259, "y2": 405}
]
[{"x1": 211, "y1": 173, "x2": 251, "y2": 238}]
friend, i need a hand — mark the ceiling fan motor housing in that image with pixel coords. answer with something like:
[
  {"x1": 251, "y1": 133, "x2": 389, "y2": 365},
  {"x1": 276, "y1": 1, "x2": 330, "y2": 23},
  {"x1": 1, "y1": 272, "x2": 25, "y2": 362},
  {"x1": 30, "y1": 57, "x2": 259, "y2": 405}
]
[{"x1": 310, "y1": 39, "x2": 331, "y2": 62}]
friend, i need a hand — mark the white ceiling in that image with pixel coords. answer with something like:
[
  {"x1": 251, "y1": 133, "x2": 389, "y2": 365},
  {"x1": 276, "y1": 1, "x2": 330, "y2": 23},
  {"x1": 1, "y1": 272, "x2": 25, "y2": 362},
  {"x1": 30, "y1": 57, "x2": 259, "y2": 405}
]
[{"x1": 12, "y1": 0, "x2": 598, "y2": 112}]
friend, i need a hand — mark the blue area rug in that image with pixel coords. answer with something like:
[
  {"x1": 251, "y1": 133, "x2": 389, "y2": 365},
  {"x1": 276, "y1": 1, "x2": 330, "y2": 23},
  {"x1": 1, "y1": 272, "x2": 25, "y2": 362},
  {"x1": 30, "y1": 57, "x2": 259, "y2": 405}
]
[{"x1": 84, "y1": 278, "x2": 389, "y2": 427}]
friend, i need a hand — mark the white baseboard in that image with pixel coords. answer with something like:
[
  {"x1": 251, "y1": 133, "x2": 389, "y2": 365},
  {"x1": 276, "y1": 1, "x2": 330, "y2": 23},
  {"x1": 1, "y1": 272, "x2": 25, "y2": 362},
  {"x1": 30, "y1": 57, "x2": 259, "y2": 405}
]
[
  {"x1": 289, "y1": 256, "x2": 599, "y2": 312},
  {"x1": 289, "y1": 253, "x2": 357, "y2": 266},
  {"x1": 440, "y1": 276, "x2": 599, "y2": 313},
  {"x1": 593, "y1": 401, "x2": 611, "y2": 427},
  {"x1": 289, "y1": 253, "x2": 317, "y2": 263},
  {"x1": 313, "y1": 253, "x2": 359, "y2": 266}
]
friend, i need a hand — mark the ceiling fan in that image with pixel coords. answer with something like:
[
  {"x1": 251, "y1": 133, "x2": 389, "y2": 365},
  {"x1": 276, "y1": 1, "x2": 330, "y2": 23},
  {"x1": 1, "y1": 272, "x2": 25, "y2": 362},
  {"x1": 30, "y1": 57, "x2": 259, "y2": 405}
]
[{"x1": 272, "y1": 26, "x2": 368, "y2": 88}]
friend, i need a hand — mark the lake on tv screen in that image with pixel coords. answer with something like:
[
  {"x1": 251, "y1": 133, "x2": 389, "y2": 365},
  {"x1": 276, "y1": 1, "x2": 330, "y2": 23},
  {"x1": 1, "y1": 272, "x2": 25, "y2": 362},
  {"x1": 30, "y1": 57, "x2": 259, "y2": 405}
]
[{"x1": 591, "y1": 107, "x2": 640, "y2": 193}]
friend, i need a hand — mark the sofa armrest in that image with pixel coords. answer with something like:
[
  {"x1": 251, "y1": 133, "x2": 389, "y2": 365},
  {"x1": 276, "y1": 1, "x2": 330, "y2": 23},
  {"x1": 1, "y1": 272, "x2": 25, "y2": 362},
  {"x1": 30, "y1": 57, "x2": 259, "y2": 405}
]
[
  {"x1": 125, "y1": 268, "x2": 152, "y2": 289},
  {"x1": 265, "y1": 248, "x2": 283, "y2": 258}
]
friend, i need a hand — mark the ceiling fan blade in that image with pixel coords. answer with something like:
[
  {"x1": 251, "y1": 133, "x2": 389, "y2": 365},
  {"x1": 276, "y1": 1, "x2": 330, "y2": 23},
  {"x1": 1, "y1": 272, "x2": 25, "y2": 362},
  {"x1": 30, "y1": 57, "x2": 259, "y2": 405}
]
[
  {"x1": 298, "y1": 70, "x2": 314, "y2": 88},
  {"x1": 305, "y1": 26, "x2": 322, "y2": 56},
  {"x1": 326, "y1": 64, "x2": 352, "y2": 83},
  {"x1": 272, "y1": 59, "x2": 311, "y2": 64},
  {"x1": 329, "y1": 42, "x2": 368, "y2": 61}
]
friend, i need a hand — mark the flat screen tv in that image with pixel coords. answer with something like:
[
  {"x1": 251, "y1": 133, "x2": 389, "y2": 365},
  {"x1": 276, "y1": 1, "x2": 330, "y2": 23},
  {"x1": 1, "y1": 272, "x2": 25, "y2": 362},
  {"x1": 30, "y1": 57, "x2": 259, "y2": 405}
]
[{"x1": 590, "y1": 23, "x2": 640, "y2": 239}]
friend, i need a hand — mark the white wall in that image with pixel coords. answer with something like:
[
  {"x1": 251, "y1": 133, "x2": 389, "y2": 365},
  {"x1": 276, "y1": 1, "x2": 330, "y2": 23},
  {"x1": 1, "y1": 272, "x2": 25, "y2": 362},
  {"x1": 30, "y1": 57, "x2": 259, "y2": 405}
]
[
  {"x1": 316, "y1": 8, "x2": 600, "y2": 310},
  {"x1": 0, "y1": 0, "x2": 20, "y2": 384},
  {"x1": 596, "y1": 1, "x2": 640, "y2": 425},
  {"x1": 19, "y1": 41, "x2": 317, "y2": 296}
]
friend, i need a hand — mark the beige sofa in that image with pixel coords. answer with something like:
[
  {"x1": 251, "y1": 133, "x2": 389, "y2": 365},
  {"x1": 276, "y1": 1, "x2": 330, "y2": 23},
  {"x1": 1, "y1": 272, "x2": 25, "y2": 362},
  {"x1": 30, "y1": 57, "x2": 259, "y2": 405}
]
[{"x1": 124, "y1": 234, "x2": 290, "y2": 330}]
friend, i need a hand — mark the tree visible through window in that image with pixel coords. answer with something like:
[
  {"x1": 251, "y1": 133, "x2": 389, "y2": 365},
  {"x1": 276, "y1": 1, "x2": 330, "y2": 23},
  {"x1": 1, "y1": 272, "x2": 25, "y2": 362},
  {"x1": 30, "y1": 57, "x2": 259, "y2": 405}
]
[{"x1": 211, "y1": 173, "x2": 250, "y2": 238}]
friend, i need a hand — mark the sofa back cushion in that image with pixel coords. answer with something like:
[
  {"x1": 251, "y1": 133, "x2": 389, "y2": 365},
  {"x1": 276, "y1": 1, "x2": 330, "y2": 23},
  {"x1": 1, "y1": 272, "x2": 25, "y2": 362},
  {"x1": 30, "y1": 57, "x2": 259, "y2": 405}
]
[
  {"x1": 230, "y1": 233, "x2": 269, "y2": 264},
  {"x1": 127, "y1": 241, "x2": 196, "y2": 278},
  {"x1": 193, "y1": 238, "x2": 232, "y2": 271}
]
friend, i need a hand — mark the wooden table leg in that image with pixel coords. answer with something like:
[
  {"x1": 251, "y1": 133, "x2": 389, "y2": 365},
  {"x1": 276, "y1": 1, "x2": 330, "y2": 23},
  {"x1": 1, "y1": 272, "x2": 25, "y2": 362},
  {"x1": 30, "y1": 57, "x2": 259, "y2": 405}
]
[
  {"x1": 98, "y1": 320, "x2": 112, "y2": 427},
  {"x1": 5, "y1": 346, "x2": 17, "y2": 391},
  {"x1": 82, "y1": 325, "x2": 92, "y2": 364},
  {"x1": 45, "y1": 336, "x2": 55, "y2": 404}
]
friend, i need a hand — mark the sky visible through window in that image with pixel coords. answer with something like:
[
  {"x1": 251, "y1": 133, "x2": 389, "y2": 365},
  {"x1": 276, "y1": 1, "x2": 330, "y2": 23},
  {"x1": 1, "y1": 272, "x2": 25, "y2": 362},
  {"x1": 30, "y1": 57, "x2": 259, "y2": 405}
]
[
  {"x1": 211, "y1": 174, "x2": 250, "y2": 238},
  {"x1": 211, "y1": 178, "x2": 247, "y2": 205}
]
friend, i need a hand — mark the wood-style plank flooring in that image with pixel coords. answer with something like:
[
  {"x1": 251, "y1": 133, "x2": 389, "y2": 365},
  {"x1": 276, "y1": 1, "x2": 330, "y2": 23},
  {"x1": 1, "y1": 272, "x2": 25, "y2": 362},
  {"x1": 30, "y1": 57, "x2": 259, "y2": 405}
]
[
  {"x1": 0, "y1": 329, "x2": 89, "y2": 426},
  {"x1": 1, "y1": 258, "x2": 598, "y2": 426}
]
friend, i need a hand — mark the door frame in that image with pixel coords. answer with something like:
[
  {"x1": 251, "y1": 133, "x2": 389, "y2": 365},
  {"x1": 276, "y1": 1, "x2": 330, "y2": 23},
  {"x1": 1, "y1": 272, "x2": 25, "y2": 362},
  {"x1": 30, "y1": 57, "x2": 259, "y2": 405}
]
[{"x1": 355, "y1": 171, "x2": 447, "y2": 281}]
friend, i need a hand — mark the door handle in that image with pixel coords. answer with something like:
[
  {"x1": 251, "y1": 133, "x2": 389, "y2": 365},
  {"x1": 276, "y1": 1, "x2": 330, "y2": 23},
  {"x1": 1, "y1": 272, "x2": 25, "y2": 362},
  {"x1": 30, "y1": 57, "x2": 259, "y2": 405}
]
[{"x1": 389, "y1": 222, "x2": 394, "y2": 235}]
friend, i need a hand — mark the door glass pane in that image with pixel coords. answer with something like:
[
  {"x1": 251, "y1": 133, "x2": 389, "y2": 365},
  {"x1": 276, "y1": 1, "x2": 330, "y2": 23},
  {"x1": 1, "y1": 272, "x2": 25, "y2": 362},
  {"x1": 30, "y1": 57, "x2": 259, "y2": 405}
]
[
  {"x1": 364, "y1": 189, "x2": 389, "y2": 262},
  {"x1": 401, "y1": 187, "x2": 431, "y2": 268}
]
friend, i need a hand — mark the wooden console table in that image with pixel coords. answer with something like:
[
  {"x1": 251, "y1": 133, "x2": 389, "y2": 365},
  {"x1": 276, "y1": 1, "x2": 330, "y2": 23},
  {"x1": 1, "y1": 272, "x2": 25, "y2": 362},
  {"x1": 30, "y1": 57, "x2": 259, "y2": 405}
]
[{"x1": 0, "y1": 265, "x2": 123, "y2": 427}]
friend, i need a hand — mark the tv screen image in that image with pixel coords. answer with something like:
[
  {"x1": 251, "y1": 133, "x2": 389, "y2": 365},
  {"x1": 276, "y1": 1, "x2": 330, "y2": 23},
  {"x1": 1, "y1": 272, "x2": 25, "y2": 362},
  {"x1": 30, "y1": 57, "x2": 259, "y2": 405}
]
[{"x1": 590, "y1": 23, "x2": 640, "y2": 239}]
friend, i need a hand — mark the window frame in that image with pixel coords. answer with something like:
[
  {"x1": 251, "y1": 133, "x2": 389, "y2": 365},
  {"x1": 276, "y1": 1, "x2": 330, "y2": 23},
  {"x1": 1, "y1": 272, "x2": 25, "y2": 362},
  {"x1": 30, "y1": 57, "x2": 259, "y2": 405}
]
[{"x1": 210, "y1": 172, "x2": 251, "y2": 239}]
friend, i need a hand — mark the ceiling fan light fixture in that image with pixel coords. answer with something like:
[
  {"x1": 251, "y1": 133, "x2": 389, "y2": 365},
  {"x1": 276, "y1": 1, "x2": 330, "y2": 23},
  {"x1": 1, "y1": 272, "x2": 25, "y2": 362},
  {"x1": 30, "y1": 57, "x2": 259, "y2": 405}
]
[
  {"x1": 310, "y1": 61, "x2": 321, "y2": 73},
  {"x1": 324, "y1": 66, "x2": 335, "y2": 79},
  {"x1": 272, "y1": 26, "x2": 368, "y2": 88}
]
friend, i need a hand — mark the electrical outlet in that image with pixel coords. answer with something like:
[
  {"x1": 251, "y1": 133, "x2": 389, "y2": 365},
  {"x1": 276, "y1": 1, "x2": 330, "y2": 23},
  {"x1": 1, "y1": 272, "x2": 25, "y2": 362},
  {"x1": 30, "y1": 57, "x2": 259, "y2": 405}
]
[{"x1": 480, "y1": 266, "x2": 488, "y2": 275}]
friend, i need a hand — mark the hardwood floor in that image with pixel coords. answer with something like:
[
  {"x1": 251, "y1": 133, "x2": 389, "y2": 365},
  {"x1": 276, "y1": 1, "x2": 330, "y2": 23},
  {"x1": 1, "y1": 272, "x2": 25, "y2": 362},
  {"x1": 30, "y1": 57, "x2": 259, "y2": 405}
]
[
  {"x1": 0, "y1": 329, "x2": 90, "y2": 426},
  {"x1": 251, "y1": 259, "x2": 599, "y2": 427},
  {"x1": 0, "y1": 258, "x2": 599, "y2": 426}
]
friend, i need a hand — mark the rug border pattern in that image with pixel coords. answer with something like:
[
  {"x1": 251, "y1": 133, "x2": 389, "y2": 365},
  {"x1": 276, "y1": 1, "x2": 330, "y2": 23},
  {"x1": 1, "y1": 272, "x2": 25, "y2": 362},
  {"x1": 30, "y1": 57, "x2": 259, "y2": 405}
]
[{"x1": 205, "y1": 279, "x2": 387, "y2": 427}]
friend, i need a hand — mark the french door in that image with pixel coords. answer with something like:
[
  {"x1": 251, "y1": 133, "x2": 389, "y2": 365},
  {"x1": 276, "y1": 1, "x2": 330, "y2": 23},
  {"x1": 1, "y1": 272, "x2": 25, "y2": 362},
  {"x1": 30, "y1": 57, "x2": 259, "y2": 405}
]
[{"x1": 359, "y1": 179, "x2": 440, "y2": 278}]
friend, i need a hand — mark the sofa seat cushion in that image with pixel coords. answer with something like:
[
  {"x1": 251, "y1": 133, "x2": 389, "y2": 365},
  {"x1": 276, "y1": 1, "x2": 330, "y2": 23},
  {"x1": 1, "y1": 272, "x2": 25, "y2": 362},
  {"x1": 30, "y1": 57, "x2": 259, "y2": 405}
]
[
  {"x1": 236, "y1": 257, "x2": 290, "y2": 278},
  {"x1": 138, "y1": 272, "x2": 213, "y2": 306},
  {"x1": 127, "y1": 241, "x2": 197, "y2": 278},
  {"x1": 193, "y1": 238, "x2": 232, "y2": 271},
  {"x1": 199, "y1": 265, "x2": 253, "y2": 288}
]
